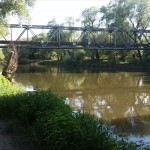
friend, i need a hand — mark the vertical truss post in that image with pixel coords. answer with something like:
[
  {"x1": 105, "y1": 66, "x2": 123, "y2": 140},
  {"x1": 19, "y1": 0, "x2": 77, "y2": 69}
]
[
  {"x1": 11, "y1": 27, "x2": 13, "y2": 41},
  {"x1": 139, "y1": 30, "x2": 143, "y2": 46},
  {"x1": 27, "y1": 27, "x2": 29, "y2": 47},
  {"x1": 134, "y1": 30, "x2": 137, "y2": 45},
  {"x1": 109, "y1": 31, "x2": 112, "y2": 44},
  {"x1": 27, "y1": 28, "x2": 29, "y2": 42},
  {"x1": 127, "y1": 31, "x2": 130, "y2": 47},
  {"x1": 58, "y1": 28, "x2": 61, "y2": 47},
  {"x1": 1, "y1": 24, "x2": 150, "y2": 50},
  {"x1": 114, "y1": 30, "x2": 117, "y2": 47}
]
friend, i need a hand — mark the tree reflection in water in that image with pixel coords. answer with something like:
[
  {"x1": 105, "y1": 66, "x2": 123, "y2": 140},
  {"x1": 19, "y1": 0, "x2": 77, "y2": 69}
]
[{"x1": 15, "y1": 66, "x2": 150, "y2": 143}]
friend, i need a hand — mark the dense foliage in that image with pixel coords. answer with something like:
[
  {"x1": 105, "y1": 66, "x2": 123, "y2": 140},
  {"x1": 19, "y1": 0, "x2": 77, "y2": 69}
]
[
  {"x1": 0, "y1": 0, "x2": 150, "y2": 149},
  {"x1": 0, "y1": 75, "x2": 24, "y2": 96},
  {"x1": 0, "y1": 76, "x2": 150, "y2": 150},
  {"x1": 0, "y1": 0, "x2": 36, "y2": 25},
  {"x1": 17, "y1": 0, "x2": 150, "y2": 65},
  {"x1": 0, "y1": 49, "x2": 5, "y2": 62},
  {"x1": 1, "y1": 0, "x2": 150, "y2": 67},
  {"x1": 0, "y1": 0, "x2": 36, "y2": 40}
]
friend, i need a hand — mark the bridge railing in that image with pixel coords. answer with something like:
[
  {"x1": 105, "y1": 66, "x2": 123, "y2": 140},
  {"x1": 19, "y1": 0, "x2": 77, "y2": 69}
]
[{"x1": 0, "y1": 24, "x2": 150, "y2": 50}]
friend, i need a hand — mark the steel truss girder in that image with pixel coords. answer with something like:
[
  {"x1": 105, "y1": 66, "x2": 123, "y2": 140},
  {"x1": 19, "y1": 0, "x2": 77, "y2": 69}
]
[{"x1": 0, "y1": 24, "x2": 150, "y2": 50}]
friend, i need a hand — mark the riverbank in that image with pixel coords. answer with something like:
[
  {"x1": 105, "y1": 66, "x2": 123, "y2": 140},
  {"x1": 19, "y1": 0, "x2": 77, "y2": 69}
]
[
  {"x1": 0, "y1": 119, "x2": 33, "y2": 150},
  {"x1": 0, "y1": 75, "x2": 150, "y2": 150},
  {"x1": 18, "y1": 59, "x2": 150, "y2": 72},
  {"x1": 0, "y1": 120, "x2": 14, "y2": 150}
]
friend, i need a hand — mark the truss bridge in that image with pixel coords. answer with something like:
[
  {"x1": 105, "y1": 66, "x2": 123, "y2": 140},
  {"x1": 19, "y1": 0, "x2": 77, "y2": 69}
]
[{"x1": 0, "y1": 24, "x2": 150, "y2": 50}]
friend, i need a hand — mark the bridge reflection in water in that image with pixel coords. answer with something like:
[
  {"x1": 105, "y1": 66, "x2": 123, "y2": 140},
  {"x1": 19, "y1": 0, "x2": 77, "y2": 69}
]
[{"x1": 0, "y1": 24, "x2": 150, "y2": 50}]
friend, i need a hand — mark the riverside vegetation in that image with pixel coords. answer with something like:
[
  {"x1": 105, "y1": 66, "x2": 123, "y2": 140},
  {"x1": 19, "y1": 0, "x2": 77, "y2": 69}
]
[{"x1": 0, "y1": 75, "x2": 150, "y2": 150}]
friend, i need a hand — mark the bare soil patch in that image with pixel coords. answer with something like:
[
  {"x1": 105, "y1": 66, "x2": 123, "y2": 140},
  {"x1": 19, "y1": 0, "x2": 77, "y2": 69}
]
[{"x1": 0, "y1": 120, "x2": 32, "y2": 150}]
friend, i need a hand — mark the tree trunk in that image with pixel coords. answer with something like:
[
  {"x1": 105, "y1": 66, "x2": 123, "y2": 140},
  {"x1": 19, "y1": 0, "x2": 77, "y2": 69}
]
[
  {"x1": 2, "y1": 44, "x2": 18, "y2": 82},
  {"x1": 95, "y1": 50, "x2": 100, "y2": 60},
  {"x1": 137, "y1": 50, "x2": 142, "y2": 60}
]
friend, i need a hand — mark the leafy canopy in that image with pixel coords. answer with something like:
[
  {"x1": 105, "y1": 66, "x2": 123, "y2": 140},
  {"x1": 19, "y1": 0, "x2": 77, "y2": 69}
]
[
  {"x1": 0, "y1": 0, "x2": 36, "y2": 38},
  {"x1": 100, "y1": 0, "x2": 150, "y2": 29},
  {"x1": 81, "y1": 6, "x2": 100, "y2": 27},
  {"x1": 0, "y1": 0, "x2": 36, "y2": 22}
]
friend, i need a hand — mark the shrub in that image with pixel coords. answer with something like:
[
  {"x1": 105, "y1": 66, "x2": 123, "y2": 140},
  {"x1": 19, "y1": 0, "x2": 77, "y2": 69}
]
[
  {"x1": 0, "y1": 75, "x2": 24, "y2": 96},
  {"x1": 0, "y1": 90, "x2": 145, "y2": 150},
  {"x1": 0, "y1": 78, "x2": 149, "y2": 150},
  {"x1": 0, "y1": 49, "x2": 5, "y2": 62}
]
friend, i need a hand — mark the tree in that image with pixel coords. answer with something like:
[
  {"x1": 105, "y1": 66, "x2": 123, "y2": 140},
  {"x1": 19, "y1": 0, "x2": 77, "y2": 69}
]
[
  {"x1": 100, "y1": 0, "x2": 130, "y2": 29},
  {"x1": 47, "y1": 19, "x2": 65, "y2": 61},
  {"x1": 127, "y1": 0, "x2": 150, "y2": 29},
  {"x1": 32, "y1": 33, "x2": 51, "y2": 60},
  {"x1": 64, "y1": 17, "x2": 75, "y2": 27},
  {"x1": 100, "y1": 0, "x2": 150, "y2": 60},
  {"x1": 81, "y1": 6, "x2": 100, "y2": 27},
  {"x1": 0, "y1": 0, "x2": 36, "y2": 25},
  {"x1": 81, "y1": 7, "x2": 103, "y2": 60},
  {"x1": 0, "y1": 0, "x2": 36, "y2": 82},
  {"x1": 100, "y1": 0, "x2": 150, "y2": 29}
]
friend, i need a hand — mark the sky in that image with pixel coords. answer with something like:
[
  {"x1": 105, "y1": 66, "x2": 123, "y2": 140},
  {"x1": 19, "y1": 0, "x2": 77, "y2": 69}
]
[
  {"x1": 8, "y1": 0, "x2": 110, "y2": 40},
  {"x1": 10, "y1": 0, "x2": 110, "y2": 25}
]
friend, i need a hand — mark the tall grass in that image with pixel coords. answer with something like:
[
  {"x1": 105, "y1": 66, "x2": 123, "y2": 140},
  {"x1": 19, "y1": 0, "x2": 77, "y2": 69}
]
[
  {"x1": 0, "y1": 75, "x2": 149, "y2": 150},
  {"x1": 0, "y1": 75, "x2": 24, "y2": 96}
]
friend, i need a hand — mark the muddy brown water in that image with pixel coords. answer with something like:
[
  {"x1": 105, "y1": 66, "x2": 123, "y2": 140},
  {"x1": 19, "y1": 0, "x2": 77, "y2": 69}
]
[{"x1": 12, "y1": 66, "x2": 150, "y2": 146}]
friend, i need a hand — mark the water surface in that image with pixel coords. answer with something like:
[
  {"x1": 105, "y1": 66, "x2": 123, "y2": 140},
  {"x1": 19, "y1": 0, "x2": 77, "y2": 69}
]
[{"x1": 15, "y1": 66, "x2": 150, "y2": 145}]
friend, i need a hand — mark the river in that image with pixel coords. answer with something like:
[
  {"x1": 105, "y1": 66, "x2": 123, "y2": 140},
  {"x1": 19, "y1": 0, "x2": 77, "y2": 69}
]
[{"x1": 4, "y1": 65, "x2": 150, "y2": 145}]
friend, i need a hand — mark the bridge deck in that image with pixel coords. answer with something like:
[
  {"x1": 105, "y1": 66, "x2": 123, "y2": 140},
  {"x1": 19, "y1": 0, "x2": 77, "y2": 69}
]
[
  {"x1": 0, "y1": 24, "x2": 150, "y2": 50},
  {"x1": 0, "y1": 40, "x2": 150, "y2": 50}
]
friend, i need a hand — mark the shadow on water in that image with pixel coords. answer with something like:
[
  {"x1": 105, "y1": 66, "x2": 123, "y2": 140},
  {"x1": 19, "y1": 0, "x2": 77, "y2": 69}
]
[
  {"x1": 108, "y1": 115, "x2": 150, "y2": 136},
  {"x1": 106, "y1": 115, "x2": 150, "y2": 147},
  {"x1": 16, "y1": 65, "x2": 49, "y2": 73},
  {"x1": 16, "y1": 65, "x2": 90, "y2": 74},
  {"x1": 16, "y1": 64, "x2": 149, "y2": 74},
  {"x1": 16, "y1": 65, "x2": 103, "y2": 74},
  {"x1": 13, "y1": 66, "x2": 150, "y2": 145}
]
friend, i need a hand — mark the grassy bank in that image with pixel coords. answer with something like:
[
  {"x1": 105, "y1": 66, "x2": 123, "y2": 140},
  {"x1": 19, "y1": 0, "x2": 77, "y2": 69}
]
[
  {"x1": 0, "y1": 75, "x2": 149, "y2": 150},
  {"x1": 0, "y1": 75, "x2": 24, "y2": 96}
]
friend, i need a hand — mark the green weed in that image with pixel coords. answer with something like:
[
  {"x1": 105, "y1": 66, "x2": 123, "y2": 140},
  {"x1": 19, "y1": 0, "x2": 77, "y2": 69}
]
[{"x1": 0, "y1": 76, "x2": 149, "y2": 150}]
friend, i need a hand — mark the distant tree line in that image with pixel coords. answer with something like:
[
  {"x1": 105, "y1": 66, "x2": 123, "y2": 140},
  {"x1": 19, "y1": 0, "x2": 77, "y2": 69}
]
[
  {"x1": 16, "y1": 0, "x2": 150, "y2": 65},
  {"x1": 1, "y1": 0, "x2": 150, "y2": 69}
]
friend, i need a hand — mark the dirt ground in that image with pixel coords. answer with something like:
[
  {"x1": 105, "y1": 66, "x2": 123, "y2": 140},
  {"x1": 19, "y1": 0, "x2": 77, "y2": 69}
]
[
  {"x1": 0, "y1": 120, "x2": 32, "y2": 150},
  {"x1": 0, "y1": 121, "x2": 15, "y2": 150}
]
